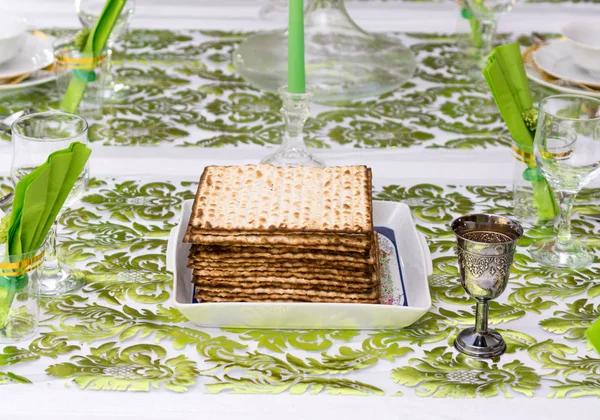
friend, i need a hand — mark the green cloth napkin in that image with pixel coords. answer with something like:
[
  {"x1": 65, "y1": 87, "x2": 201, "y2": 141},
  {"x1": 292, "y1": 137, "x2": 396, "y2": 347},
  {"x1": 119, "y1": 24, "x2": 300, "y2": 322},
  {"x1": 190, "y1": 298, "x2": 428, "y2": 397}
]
[
  {"x1": 482, "y1": 43, "x2": 558, "y2": 221},
  {"x1": 1, "y1": 142, "x2": 91, "y2": 328},
  {"x1": 461, "y1": 8, "x2": 482, "y2": 48},
  {"x1": 61, "y1": 0, "x2": 128, "y2": 113},
  {"x1": 587, "y1": 318, "x2": 600, "y2": 354}
]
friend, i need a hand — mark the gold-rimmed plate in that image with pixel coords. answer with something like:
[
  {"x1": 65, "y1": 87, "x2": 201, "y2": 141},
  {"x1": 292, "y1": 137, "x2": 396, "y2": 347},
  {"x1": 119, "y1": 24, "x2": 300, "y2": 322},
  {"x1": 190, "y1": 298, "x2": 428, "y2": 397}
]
[
  {"x1": 0, "y1": 33, "x2": 53, "y2": 80},
  {"x1": 0, "y1": 32, "x2": 56, "y2": 90},
  {"x1": 530, "y1": 39, "x2": 600, "y2": 91}
]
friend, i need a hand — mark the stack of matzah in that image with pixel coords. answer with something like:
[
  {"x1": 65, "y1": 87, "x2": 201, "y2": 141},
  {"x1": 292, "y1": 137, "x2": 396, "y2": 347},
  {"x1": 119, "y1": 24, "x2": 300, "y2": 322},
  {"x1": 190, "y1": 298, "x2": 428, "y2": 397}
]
[{"x1": 184, "y1": 164, "x2": 380, "y2": 303}]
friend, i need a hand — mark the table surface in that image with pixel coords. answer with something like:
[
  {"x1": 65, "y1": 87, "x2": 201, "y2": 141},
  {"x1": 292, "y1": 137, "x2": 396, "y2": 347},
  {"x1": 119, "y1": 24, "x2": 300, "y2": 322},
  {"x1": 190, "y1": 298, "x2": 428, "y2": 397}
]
[{"x1": 2, "y1": 2, "x2": 600, "y2": 419}]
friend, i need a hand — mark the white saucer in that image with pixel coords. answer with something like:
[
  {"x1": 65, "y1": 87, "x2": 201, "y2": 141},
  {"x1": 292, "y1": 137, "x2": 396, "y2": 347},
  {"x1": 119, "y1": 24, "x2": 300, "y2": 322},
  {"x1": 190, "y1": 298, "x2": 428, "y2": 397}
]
[
  {"x1": 533, "y1": 39, "x2": 600, "y2": 89},
  {"x1": 526, "y1": 66, "x2": 600, "y2": 99},
  {"x1": 0, "y1": 33, "x2": 53, "y2": 80},
  {"x1": 0, "y1": 70, "x2": 56, "y2": 91}
]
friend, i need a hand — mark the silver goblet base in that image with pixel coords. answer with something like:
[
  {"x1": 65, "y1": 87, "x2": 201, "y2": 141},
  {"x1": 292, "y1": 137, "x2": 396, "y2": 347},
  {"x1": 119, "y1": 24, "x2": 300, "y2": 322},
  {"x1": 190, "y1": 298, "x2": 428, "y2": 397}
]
[{"x1": 454, "y1": 327, "x2": 506, "y2": 359}]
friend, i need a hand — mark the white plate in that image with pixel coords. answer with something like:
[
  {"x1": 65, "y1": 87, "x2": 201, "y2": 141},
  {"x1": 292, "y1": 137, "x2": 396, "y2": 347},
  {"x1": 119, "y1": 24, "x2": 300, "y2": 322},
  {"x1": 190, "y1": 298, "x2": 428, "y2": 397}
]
[
  {"x1": 526, "y1": 65, "x2": 600, "y2": 99},
  {"x1": 0, "y1": 33, "x2": 53, "y2": 80},
  {"x1": 0, "y1": 70, "x2": 56, "y2": 91},
  {"x1": 533, "y1": 39, "x2": 600, "y2": 89},
  {"x1": 167, "y1": 200, "x2": 433, "y2": 330}
]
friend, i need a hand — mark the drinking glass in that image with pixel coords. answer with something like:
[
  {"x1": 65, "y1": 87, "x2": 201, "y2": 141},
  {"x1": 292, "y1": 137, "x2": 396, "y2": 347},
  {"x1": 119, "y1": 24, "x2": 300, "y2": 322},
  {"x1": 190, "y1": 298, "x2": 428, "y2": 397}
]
[
  {"x1": 463, "y1": 0, "x2": 519, "y2": 68},
  {"x1": 11, "y1": 112, "x2": 90, "y2": 296},
  {"x1": 54, "y1": 37, "x2": 108, "y2": 119},
  {"x1": 531, "y1": 94, "x2": 600, "y2": 268},
  {"x1": 74, "y1": 0, "x2": 135, "y2": 101}
]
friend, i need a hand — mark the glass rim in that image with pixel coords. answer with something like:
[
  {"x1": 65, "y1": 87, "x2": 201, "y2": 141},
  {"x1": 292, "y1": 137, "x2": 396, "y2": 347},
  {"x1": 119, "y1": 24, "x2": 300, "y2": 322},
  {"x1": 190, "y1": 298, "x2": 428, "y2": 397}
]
[
  {"x1": 0, "y1": 244, "x2": 45, "y2": 277},
  {"x1": 451, "y1": 213, "x2": 524, "y2": 244},
  {"x1": 53, "y1": 37, "x2": 108, "y2": 56},
  {"x1": 538, "y1": 94, "x2": 600, "y2": 122},
  {"x1": 0, "y1": 245, "x2": 45, "y2": 261},
  {"x1": 11, "y1": 111, "x2": 89, "y2": 143}
]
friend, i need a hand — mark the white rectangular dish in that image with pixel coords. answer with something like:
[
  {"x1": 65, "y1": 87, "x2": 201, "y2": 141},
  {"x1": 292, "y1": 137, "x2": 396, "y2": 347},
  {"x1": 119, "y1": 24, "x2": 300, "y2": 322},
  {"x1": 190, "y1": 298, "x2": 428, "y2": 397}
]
[{"x1": 167, "y1": 200, "x2": 432, "y2": 329}]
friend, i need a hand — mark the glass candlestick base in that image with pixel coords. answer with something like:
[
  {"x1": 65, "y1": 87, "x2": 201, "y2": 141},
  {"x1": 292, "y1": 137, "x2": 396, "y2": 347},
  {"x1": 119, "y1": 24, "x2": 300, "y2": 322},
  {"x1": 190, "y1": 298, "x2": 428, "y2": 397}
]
[
  {"x1": 234, "y1": 0, "x2": 416, "y2": 104},
  {"x1": 98, "y1": 81, "x2": 132, "y2": 102},
  {"x1": 262, "y1": 145, "x2": 325, "y2": 167},
  {"x1": 261, "y1": 87, "x2": 324, "y2": 167}
]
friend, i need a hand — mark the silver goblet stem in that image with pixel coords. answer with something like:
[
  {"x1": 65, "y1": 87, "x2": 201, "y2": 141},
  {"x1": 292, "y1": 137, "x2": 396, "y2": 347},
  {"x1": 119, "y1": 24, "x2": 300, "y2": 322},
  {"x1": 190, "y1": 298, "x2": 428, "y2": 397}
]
[{"x1": 475, "y1": 298, "x2": 489, "y2": 335}]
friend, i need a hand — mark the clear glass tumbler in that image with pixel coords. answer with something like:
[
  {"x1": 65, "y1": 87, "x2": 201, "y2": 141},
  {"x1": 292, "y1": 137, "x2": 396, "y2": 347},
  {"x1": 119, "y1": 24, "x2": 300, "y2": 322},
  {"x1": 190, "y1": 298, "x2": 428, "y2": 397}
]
[
  {"x1": 0, "y1": 244, "x2": 45, "y2": 343},
  {"x1": 11, "y1": 111, "x2": 90, "y2": 296},
  {"x1": 512, "y1": 139, "x2": 557, "y2": 226},
  {"x1": 75, "y1": 0, "x2": 136, "y2": 101},
  {"x1": 54, "y1": 37, "x2": 108, "y2": 120}
]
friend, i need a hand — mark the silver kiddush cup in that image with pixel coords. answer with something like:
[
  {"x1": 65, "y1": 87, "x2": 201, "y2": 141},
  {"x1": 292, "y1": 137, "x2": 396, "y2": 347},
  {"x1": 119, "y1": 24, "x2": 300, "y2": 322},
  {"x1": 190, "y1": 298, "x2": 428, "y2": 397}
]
[{"x1": 451, "y1": 214, "x2": 524, "y2": 359}]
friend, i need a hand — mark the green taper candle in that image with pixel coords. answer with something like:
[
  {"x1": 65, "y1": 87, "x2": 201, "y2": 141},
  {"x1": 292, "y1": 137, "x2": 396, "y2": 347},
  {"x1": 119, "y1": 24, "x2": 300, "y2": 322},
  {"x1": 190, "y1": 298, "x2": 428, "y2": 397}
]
[{"x1": 288, "y1": 0, "x2": 306, "y2": 93}]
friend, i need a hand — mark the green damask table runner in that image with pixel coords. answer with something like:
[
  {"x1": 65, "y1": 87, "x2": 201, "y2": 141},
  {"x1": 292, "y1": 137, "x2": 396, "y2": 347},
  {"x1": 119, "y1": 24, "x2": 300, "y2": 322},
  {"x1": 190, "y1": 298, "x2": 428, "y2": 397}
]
[
  {"x1": 1, "y1": 176, "x2": 599, "y2": 397},
  {"x1": 0, "y1": 30, "x2": 561, "y2": 151}
]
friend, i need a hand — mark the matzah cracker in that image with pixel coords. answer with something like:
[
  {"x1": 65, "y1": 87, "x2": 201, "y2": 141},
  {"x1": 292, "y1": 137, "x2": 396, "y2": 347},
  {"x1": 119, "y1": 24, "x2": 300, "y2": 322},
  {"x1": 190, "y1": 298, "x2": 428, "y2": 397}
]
[
  {"x1": 188, "y1": 237, "x2": 378, "y2": 263},
  {"x1": 193, "y1": 253, "x2": 380, "y2": 300},
  {"x1": 185, "y1": 165, "x2": 372, "y2": 237},
  {"x1": 194, "y1": 286, "x2": 379, "y2": 300},
  {"x1": 189, "y1": 250, "x2": 375, "y2": 265},
  {"x1": 195, "y1": 294, "x2": 379, "y2": 304},
  {"x1": 192, "y1": 267, "x2": 371, "y2": 279},
  {"x1": 183, "y1": 165, "x2": 380, "y2": 305},
  {"x1": 193, "y1": 278, "x2": 375, "y2": 291},
  {"x1": 188, "y1": 260, "x2": 372, "y2": 272},
  {"x1": 185, "y1": 232, "x2": 371, "y2": 250},
  {"x1": 193, "y1": 272, "x2": 377, "y2": 286},
  {"x1": 191, "y1": 244, "x2": 369, "y2": 257}
]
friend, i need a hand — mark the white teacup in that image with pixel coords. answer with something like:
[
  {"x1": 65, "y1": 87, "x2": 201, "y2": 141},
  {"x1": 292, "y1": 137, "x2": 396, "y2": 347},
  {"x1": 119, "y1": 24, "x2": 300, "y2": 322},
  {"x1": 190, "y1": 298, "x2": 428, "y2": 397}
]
[
  {"x1": 563, "y1": 21, "x2": 600, "y2": 79},
  {"x1": 0, "y1": 14, "x2": 27, "y2": 66}
]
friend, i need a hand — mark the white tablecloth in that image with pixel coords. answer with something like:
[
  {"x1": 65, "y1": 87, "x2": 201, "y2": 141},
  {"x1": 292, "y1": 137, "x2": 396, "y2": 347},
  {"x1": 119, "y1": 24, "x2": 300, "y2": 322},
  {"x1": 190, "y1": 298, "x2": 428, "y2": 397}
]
[{"x1": 2, "y1": 1, "x2": 600, "y2": 419}]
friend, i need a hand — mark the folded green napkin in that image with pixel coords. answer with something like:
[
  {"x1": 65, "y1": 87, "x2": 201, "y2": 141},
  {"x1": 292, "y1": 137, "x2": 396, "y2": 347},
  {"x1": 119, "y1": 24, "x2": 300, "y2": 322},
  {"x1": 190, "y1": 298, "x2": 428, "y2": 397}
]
[
  {"x1": 1, "y1": 142, "x2": 91, "y2": 328},
  {"x1": 482, "y1": 43, "x2": 558, "y2": 221},
  {"x1": 587, "y1": 318, "x2": 600, "y2": 354},
  {"x1": 61, "y1": 0, "x2": 128, "y2": 113}
]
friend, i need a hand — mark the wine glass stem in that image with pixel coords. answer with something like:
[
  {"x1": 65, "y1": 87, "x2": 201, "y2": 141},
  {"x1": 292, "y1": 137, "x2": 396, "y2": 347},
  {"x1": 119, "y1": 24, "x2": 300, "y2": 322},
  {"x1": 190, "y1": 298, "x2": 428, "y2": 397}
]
[
  {"x1": 44, "y1": 220, "x2": 59, "y2": 272},
  {"x1": 479, "y1": 20, "x2": 496, "y2": 63},
  {"x1": 556, "y1": 191, "x2": 575, "y2": 250},
  {"x1": 475, "y1": 299, "x2": 489, "y2": 334},
  {"x1": 103, "y1": 48, "x2": 115, "y2": 87}
]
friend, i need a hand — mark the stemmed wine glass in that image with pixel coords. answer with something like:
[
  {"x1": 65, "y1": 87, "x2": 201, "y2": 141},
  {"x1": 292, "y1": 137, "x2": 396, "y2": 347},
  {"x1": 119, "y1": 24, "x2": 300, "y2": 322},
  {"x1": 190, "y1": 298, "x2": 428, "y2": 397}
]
[
  {"x1": 11, "y1": 112, "x2": 90, "y2": 296},
  {"x1": 463, "y1": 0, "x2": 520, "y2": 68},
  {"x1": 531, "y1": 94, "x2": 600, "y2": 268},
  {"x1": 74, "y1": 0, "x2": 135, "y2": 101}
]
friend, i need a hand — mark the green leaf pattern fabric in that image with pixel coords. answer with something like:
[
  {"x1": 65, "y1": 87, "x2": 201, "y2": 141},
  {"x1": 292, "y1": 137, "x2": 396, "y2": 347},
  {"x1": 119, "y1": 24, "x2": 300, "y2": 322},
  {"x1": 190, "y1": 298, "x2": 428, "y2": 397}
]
[
  {"x1": 1, "y1": 174, "x2": 599, "y2": 397},
  {"x1": 0, "y1": 29, "x2": 561, "y2": 149},
  {"x1": 1, "y1": 28, "x2": 599, "y2": 397}
]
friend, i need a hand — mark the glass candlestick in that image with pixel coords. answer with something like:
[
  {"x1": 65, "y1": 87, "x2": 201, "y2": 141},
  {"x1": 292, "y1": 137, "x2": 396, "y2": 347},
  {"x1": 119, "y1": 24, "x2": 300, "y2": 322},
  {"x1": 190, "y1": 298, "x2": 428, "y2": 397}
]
[{"x1": 261, "y1": 87, "x2": 324, "y2": 167}]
